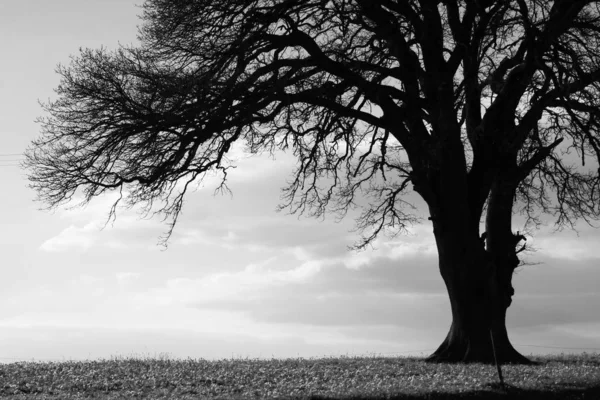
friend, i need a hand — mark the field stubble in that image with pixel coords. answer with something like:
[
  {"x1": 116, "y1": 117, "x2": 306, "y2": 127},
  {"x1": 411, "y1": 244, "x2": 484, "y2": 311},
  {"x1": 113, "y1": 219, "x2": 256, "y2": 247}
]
[{"x1": 0, "y1": 353, "x2": 598, "y2": 399}]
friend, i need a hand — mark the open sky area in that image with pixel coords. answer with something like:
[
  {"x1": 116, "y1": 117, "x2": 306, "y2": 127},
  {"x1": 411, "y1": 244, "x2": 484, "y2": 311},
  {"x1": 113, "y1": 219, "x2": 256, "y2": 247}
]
[{"x1": 0, "y1": 0, "x2": 599, "y2": 363}]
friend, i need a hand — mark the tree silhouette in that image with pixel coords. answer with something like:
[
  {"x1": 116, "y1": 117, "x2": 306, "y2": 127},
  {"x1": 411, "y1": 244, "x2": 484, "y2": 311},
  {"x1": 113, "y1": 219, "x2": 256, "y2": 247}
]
[{"x1": 25, "y1": 0, "x2": 600, "y2": 363}]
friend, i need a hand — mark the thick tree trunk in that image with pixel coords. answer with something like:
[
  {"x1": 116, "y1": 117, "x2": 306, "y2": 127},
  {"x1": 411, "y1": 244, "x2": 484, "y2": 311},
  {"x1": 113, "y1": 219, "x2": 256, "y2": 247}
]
[
  {"x1": 415, "y1": 117, "x2": 531, "y2": 364},
  {"x1": 425, "y1": 233, "x2": 531, "y2": 364},
  {"x1": 425, "y1": 174, "x2": 531, "y2": 364}
]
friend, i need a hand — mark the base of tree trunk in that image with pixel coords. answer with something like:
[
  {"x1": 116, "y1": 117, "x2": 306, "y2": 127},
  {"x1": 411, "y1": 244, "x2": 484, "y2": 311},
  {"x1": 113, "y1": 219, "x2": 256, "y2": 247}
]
[{"x1": 425, "y1": 325, "x2": 535, "y2": 364}]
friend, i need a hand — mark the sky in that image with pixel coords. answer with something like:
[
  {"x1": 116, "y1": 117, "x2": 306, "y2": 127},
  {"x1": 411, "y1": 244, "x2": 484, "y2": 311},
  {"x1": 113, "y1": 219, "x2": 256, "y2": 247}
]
[{"x1": 0, "y1": 0, "x2": 599, "y2": 364}]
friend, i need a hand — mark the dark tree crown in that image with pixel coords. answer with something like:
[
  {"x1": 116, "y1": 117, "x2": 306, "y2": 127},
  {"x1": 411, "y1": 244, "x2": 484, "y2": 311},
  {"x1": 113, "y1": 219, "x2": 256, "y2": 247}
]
[{"x1": 25, "y1": 0, "x2": 600, "y2": 246}]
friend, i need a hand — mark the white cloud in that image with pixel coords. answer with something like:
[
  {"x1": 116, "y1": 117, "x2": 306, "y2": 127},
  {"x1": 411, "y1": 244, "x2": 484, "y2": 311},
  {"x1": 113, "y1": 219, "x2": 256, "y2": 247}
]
[
  {"x1": 338, "y1": 239, "x2": 437, "y2": 270},
  {"x1": 532, "y1": 234, "x2": 600, "y2": 260},
  {"x1": 40, "y1": 223, "x2": 100, "y2": 252},
  {"x1": 132, "y1": 257, "x2": 326, "y2": 308},
  {"x1": 521, "y1": 222, "x2": 600, "y2": 261},
  {"x1": 333, "y1": 224, "x2": 436, "y2": 271},
  {"x1": 39, "y1": 203, "x2": 167, "y2": 253}
]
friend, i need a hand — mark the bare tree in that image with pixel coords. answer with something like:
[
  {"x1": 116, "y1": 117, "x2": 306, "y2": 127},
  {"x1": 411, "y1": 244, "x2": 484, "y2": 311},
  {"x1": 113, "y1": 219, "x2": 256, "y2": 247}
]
[{"x1": 25, "y1": 0, "x2": 600, "y2": 363}]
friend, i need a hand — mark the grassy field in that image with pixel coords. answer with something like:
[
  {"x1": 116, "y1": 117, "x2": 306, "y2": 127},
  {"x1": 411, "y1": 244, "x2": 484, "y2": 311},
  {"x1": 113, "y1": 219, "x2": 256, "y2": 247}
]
[{"x1": 0, "y1": 353, "x2": 598, "y2": 399}]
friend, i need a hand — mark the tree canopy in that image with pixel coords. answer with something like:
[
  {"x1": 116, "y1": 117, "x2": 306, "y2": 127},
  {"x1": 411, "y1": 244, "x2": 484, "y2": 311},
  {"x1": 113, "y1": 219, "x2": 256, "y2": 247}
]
[{"x1": 27, "y1": 1, "x2": 600, "y2": 244}]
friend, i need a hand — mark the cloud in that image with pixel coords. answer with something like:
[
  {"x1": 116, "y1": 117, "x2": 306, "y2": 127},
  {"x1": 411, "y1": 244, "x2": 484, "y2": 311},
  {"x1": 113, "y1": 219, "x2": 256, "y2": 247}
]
[
  {"x1": 38, "y1": 219, "x2": 162, "y2": 252},
  {"x1": 531, "y1": 232, "x2": 600, "y2": 260},
  {"x1": 184, "y1": 253, "x2": 446, "y2": 329},
  {"x1": 39, "y1": 223, "x2": 99, "y2": 252},
  {"x1": 116, "y1": 238, "x2": 444, "y2": 333},
  {"x1": 39, "y1": 209, "x2": 167, "y2": 253},
  {"x1": 131, "y1": 256, "x2": 327, "y2": 308}
]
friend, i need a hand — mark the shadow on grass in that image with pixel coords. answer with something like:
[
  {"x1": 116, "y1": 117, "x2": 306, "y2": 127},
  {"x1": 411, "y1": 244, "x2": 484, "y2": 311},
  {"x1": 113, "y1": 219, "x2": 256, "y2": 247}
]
[{"x1": 307, "y1": 383, "x2": 600, "y2": 399}]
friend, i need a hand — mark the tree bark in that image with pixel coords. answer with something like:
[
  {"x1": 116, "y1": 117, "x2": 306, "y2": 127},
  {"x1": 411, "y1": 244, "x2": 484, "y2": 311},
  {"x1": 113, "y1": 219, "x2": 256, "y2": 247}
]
[
  {"x1": 417, "y1": 114, "x2": 532, "y2": 364},
  {"x1": 425, "y1": 173, "x2": 532, "y2": 364},
  {"x1": 425, "y1": 229, "x2": 531, "y2": 364}
]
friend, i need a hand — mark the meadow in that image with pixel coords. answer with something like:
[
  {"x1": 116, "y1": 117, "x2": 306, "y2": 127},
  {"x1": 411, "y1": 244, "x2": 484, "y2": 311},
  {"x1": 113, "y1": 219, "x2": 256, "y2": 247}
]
[{"x1": 0, "y1": 352, "x2": 598, "y2": 399}]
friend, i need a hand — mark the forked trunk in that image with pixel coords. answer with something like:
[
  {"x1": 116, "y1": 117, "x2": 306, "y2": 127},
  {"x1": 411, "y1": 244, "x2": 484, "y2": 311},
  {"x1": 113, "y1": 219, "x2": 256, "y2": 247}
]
[
  {"x1": 415, "y1": 120, "x2": 531, "y2": 363},
  {"x1": 425, "y1": 176, "x2": 531, "y2": 364}
]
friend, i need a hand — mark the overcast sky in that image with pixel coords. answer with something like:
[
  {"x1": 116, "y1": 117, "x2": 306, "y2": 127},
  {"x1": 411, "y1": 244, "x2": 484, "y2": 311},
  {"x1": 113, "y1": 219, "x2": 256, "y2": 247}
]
[{"x1": 0, "y1": 0, "x2": 599, "y2": 363}]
